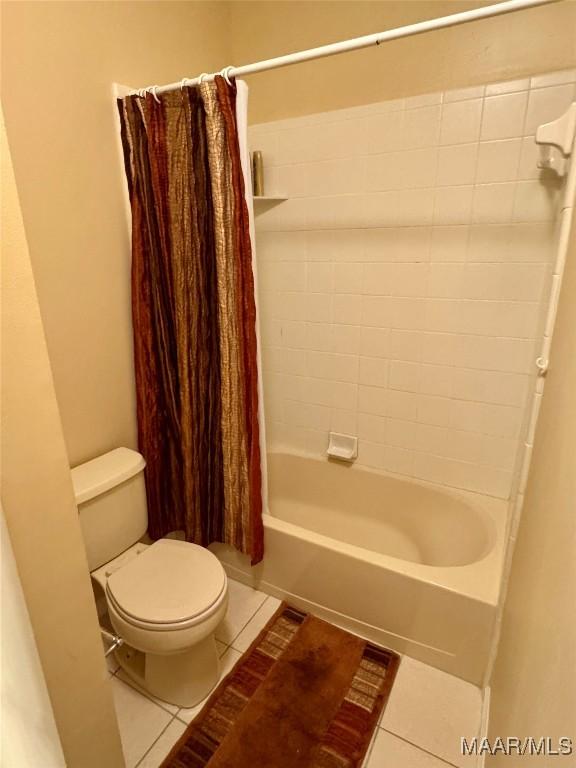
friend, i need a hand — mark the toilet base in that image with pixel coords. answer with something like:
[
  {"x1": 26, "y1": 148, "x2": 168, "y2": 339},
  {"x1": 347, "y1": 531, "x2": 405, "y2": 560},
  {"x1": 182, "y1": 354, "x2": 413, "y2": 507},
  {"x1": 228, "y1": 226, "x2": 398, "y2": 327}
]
[{"x1": 115, "y1": 635, "x2": 221, "y2": 708}]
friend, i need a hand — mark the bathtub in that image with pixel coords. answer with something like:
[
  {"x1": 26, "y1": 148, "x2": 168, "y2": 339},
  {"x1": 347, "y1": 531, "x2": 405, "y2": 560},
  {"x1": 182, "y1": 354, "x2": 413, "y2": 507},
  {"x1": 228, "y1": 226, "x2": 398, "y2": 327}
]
[{"x1": 212, "y1": 452, "x2": 507, "y2": 685}]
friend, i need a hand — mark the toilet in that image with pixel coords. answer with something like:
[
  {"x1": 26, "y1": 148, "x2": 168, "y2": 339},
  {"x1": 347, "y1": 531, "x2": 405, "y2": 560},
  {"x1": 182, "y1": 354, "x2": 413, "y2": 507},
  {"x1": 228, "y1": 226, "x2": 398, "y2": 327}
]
[{"x1": 72, "y1": 447, "x2": 228, "y2": 708}]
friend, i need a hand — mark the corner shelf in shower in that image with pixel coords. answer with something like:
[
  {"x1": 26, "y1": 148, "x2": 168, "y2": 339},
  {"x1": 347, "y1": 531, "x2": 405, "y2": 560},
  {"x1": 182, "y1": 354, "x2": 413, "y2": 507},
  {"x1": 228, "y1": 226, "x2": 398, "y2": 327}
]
[{"x1": 253, "y1": 195, "x2": 288, "y2": 202}]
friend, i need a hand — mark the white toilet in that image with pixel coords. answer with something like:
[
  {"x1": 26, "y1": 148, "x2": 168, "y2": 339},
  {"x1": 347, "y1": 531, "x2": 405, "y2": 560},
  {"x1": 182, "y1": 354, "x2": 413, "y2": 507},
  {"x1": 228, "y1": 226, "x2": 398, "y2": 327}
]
[{"x1": 72, "y1": 447, "x2": 228, "y2": 708}]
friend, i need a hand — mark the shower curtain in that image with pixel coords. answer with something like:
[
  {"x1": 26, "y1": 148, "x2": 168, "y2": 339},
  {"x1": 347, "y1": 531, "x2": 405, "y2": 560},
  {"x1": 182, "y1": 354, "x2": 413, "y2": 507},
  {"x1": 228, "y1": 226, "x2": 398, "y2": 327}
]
[{"x1": 118, "y1": 77, "x2": 264, "y2": 564}]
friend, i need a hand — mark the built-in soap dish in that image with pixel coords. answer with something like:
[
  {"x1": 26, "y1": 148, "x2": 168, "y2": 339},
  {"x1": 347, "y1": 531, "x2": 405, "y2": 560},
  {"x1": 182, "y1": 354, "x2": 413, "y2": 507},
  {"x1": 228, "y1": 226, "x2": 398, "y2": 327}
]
[{"x1": 326, "y1": 432, "x2": 357, "y2": 463}]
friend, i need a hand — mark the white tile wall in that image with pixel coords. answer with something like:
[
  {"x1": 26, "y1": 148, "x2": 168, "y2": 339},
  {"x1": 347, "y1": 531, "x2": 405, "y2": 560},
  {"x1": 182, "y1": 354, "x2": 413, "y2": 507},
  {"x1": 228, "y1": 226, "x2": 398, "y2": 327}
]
[{"x1": 250, "y1": 69, "x2": 575, "y2": 499}]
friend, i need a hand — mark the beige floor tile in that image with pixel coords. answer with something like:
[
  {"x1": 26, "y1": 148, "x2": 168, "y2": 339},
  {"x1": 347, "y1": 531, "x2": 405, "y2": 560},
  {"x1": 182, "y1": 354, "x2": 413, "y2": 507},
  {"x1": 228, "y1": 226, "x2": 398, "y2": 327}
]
[
  {"x1": 136, "y1": 718, "x2": 187, "y2": 768},
  {"x1": 115, "y1": 668, "x2": 179, "y2": 715},
  {"x1": 177, "y1": 647, "x2": 242, "y2": 724},
  {"x1": 368, "y1": 730, "x2": 453, "y2": 767},
  {"x1": 361, "y1": 722, "x2": 382, "y2": 768},
  {"x1": 111, "y1": 676, "x2": 172, "y2": 768},
  {"x1": 381, "y1": 656, "x2": 481, "y2": 767},
  {"x1": 215, "y1": 579, "x2": 267, "y2": 645},
  {"x1": 230, "y1": 596, "x2": 282, "y2": 652}
]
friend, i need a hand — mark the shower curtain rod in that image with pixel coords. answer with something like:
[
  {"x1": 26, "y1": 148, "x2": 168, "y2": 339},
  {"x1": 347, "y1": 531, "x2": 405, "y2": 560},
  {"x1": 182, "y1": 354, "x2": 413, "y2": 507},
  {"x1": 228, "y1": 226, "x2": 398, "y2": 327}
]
[{"x1": 129, "y1": 0, "x2": 558, "y2": 97}]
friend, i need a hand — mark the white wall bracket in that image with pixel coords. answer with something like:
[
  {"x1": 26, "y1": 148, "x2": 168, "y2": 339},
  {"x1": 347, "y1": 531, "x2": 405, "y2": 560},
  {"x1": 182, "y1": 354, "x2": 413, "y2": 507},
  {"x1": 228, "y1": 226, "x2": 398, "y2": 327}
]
[
  {"x1": 536, "y1": 103, "x2": 576, "y2": 157},
  {"x1": 535, "y1": 356, "x2": 549, "y2": 376}
]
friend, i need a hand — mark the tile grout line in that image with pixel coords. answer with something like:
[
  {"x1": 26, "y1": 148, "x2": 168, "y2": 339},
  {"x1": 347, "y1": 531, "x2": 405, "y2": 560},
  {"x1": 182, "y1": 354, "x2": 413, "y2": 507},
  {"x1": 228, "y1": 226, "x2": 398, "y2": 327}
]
[
  {"x1": 379, "y1": 727, "x2": 461, "y2": 768},
  {"x1": 219, "y1": 593, "x2": 271, "y2": 652},
  {"x1": 175, "y1": 710, "x2": 196, "y2": 726},
  {"x1": 133, "y1": 713, "x2": 179, "y2": 768}
]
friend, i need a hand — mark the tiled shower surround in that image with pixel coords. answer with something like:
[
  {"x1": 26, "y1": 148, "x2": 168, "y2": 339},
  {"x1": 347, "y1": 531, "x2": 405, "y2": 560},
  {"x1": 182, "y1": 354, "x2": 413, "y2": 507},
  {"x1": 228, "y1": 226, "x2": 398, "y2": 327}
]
[{"x1": 250, "y1": 69, "x2": 576, "y2": 499}]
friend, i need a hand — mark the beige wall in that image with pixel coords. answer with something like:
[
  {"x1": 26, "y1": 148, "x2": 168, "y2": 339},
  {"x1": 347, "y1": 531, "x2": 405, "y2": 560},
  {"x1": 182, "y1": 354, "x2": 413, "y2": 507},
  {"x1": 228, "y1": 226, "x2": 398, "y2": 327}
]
[
  {"x1": 2, "y1": 0, "x2": 574, "y2": 464},
  {"x1": 1, "y1": 111, "x2": 125, "y2": 767},
  {"x1": 488, "y1": 221, "x2": 576, "y2": 762},
  {"x1": 230, "y1": 1, "x2": 576, "y2": 123},
  {"x1": 1, "y1": 0, "x2": 230, "y2": 465}
]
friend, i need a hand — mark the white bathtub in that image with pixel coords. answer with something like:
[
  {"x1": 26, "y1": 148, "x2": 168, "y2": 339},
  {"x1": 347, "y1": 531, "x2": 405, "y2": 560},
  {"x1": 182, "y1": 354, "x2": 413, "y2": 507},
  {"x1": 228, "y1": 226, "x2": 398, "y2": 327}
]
[{"x1": 212, "y1": 452, "x2": 507, "y2": 685}]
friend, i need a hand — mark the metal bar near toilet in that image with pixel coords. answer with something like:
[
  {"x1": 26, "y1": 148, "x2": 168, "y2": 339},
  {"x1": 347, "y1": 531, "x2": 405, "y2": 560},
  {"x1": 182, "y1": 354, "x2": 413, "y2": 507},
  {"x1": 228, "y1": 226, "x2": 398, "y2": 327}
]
[{"x1": 100, "y1": 626, "x2": 124, "y2": 657}]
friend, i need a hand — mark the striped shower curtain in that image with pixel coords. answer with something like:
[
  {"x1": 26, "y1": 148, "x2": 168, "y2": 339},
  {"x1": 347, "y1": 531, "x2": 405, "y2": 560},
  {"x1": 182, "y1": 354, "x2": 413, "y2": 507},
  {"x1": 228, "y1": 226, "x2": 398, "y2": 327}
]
[{"x1": 118, "y1": 77, "x2": 263, "y2": 564}]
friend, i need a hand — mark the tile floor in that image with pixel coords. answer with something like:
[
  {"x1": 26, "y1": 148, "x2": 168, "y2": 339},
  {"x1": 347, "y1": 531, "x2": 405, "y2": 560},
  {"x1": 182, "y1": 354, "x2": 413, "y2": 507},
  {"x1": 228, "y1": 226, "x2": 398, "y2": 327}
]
[{"x1": 107, "y1": 578, "x2": 483, "y2": 768}]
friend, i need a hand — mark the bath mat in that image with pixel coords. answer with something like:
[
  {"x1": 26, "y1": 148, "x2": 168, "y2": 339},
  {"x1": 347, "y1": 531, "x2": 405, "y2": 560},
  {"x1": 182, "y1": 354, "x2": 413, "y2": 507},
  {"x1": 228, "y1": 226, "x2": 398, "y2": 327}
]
[{"x1": 161, "y1": 604, "x2": 400, "y2": 768}]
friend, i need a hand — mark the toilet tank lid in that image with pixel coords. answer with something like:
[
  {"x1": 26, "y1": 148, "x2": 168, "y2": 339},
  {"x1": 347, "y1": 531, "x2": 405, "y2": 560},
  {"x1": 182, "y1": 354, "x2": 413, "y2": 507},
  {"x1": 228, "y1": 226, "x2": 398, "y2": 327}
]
[{"x1": 71, "y1": 448, "x2": 146, "y2": 505}]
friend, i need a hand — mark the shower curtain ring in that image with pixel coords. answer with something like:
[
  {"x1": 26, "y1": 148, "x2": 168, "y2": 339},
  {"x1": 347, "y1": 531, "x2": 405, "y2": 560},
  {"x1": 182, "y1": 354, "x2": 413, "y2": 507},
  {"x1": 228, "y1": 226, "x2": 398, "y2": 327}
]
[
  {"x1": 221, "y1": 66, "x2": 235, "y2": 85},
  {"x1": 198, "y1": 72, "x2": 210, "y2": 84},
  {"x1": 149, "y1": 85, "x2": 161, "y2": 103},
  {"x1": 180, "y1": 78, "x2": 189, "y2": 91}
]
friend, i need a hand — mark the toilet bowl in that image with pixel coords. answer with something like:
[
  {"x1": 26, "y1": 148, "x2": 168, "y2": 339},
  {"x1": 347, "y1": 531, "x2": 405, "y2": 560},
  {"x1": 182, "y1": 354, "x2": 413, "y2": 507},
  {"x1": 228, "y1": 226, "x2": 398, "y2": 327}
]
[
  {"x1": 92, "y1": 539, "x2": 228, "y2": 707},
  {"x1": 92, "y1": 538, "x2": 228, "y2": 707},
  {"x1": 72, "y1": 448, "x2": 230, "y2": 708}
]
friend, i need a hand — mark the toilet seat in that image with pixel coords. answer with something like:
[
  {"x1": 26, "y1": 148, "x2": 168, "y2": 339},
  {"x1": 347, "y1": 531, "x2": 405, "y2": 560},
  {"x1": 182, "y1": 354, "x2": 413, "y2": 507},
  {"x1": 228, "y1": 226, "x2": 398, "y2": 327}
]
[{"x1": 106, "y1": 539, "x2": 227, "y2": 632}]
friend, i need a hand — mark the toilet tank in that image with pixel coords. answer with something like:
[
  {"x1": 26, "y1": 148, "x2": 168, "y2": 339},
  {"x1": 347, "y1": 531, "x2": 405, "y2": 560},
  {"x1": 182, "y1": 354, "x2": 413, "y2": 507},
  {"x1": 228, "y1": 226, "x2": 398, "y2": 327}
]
[{"x1": 71, "y1": 448, "x2": 148, "y2": 571}]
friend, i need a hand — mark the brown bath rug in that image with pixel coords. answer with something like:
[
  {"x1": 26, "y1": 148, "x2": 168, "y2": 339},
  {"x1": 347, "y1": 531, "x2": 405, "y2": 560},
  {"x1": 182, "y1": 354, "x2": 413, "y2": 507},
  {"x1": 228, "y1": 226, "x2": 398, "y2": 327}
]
[{"x1": 161, "y1": 604, "x2": 400, "y2": 768}]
